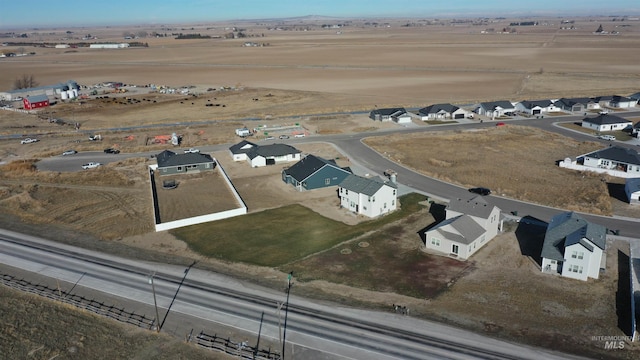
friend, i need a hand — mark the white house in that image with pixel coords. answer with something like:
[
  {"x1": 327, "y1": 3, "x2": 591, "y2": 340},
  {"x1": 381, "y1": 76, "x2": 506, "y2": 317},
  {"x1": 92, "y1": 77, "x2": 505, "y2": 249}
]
[
  {"x1": 581, "y1": 114, "x2": 632, "y2": 132},
  {"x1": 338, "y1": 174, "x2": 397, "y2": 218},
  {"x1": 417, "y1": 103, "x2": 470, "y2": 120},
  {"x1": 555, "y1": 97, "x2": 600, "y2": 113},
  {"x1": 89, "y1": 43, "x2": 130, "y2": 49},
  {"x1": 540, "y1": 212, "x2": 606, "y2": 281},
  {"x1": 369, "y1": 108, "x2": 412, "y2": 124},
  {"x1": 228, "y1": 140, "x2": 258, "y2": 161},
  {"x1": 609, "y1": 95, "x2": 637, "y2": 108},
  {"x1": 625, "y1": 178, "x2": 640, "y2": 204},
  {"x1": 246, "y1": 143, "x2": 301, "y2": 167},
  {"x1": 515, "y1": 99, "x2": 559, "y2": 116},
  {"x1": 421, "y1": 196, "x2": 501, "y2": 260},
  {"x1": 475, "y1": 100, "x2": 516, "y2": 118}
]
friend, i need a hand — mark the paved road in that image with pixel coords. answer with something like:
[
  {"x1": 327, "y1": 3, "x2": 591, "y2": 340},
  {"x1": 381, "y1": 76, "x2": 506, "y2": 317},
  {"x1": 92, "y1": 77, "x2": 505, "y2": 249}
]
[
  {"x1": 35, "y1": 109, "x2": 640, "y2": 236},
  {"x1": 0, "y1": 228, "x2": 589, "y2": 360}
]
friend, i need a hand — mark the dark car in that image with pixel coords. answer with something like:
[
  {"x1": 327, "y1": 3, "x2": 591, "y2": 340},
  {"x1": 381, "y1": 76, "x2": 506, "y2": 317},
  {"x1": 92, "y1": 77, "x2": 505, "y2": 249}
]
[
  {"x1": 104, "y1": 148, "x2": 120, "y2": 154},
  {"x1": 468, "y1": 187, "x2": 491, "y2": 196}
]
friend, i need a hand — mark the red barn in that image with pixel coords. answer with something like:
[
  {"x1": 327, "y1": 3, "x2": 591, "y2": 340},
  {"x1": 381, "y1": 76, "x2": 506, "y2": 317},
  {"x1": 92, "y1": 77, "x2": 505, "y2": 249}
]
[{"x1": 23, "y1": 94, "x2": 50, "y2": 110}]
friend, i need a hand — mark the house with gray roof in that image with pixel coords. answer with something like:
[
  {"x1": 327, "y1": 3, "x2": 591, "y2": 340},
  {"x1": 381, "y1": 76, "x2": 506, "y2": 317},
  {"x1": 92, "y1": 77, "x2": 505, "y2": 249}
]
[
  {"x1": 582, "y1": 114, "x2": 632, "y2": 132},
  {"x1": 515, "y1": 99, "x2": 559, "y2": 116},
  {"x1": 155, "y1": 150, "x2": 216, "y2": 175},
  {"x1": 417, "y1": 103, "x2": 470, "y2": 120},
  {"x1": 282, "y1": 154, "x2": 352, "y2": 191},
  {"x1": 609, "y1": 95, "x2": 637, "y2": 108},
  {"x1": 625, "y1": 178, "x2": 640, "y2": 204},
  {"x1": 580, "y1": 146, "x2": 640, "y2": 175},
  {"x1": 338, "y1": 174, "x2": 397, "y2": 218},
  {"x1": 541, "y1": 212, "x2": 606, "y2": 281},
  {"x1": 421, "y1": 195, "x2": 501, "y2": 260},
  {"x1": 475, "y1": 100, "x2": 516, "y2": 118},
  {"x1": 229, "y1": 140, "x2": 258, "y2": 161},
  {"x1": 246, "y1": 143, "x2": 301, "y2": 167},
  {"x1": 555, "y1": 97, "x2": 600, "y2": 113},
  {"x1": 369, "y1": 107, "x2": 412, "y2": 124}
]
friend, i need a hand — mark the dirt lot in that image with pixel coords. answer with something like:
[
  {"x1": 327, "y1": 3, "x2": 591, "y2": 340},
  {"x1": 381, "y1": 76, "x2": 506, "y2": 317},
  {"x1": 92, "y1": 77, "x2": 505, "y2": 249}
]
[{"x1": 1, "y1": 17, "x2": 640, "y2": 358}]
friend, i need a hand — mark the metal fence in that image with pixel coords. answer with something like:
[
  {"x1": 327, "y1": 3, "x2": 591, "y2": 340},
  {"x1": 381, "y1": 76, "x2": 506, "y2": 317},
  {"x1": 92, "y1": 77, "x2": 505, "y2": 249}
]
[
  {"x1": 1, "y1": 272, "x2": 155, "y2": 330},
  {"x1": 193, "y1": 331, "x2": 281, "y2": 360}
]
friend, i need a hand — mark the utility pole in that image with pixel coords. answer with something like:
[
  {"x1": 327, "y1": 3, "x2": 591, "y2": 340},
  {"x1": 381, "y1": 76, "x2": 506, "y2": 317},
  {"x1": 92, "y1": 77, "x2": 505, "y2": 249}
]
[
  {"x1": 282, "y1": 271, "x2": 293, "y2": 359},
  {"x1": 148, "y1": 272, "x2": 161, "y2": 333}
]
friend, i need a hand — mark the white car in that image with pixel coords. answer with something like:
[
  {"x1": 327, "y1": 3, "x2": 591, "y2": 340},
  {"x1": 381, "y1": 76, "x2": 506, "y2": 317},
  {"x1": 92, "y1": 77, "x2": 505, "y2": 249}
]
[
  {"x1": 20, "y1": 138, "x2": 39, "y2": 144},
  {"x1": 184, "y1": 148, "x2": 200, "y2": 154},
  {"x1": 62, "y1": 149, "x2": 77, "y2": 156},
  {"x1": 82, "y1": 162, "x2": 101, "y2": 170},
  {"x1": 597, "y1": 134, "x2": 616, "y2": 141},
  {"x1": 294, "y1": 134, "x2": 306, "y2": 138}
]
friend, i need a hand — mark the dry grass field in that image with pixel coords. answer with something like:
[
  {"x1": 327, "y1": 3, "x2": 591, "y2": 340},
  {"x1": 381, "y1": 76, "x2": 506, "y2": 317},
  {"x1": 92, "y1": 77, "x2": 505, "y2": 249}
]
[{"x1": 1, "y1": 16, "x2": 640, "y2": 359}]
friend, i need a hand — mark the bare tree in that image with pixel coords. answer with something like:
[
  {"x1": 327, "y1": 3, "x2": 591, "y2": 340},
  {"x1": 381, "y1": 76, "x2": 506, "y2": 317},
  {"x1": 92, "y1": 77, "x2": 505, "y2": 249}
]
[
  {"x1": 136, "y1": 30, "x2": 148, "y2": 38},
  {"x1": 13, "y1": 74, "x2": 38, "y2": 89}
]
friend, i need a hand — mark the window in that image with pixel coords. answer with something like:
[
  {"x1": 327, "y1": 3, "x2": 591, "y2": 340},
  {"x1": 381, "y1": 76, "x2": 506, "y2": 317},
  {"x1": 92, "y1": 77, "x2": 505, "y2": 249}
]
[
  {"x1": 569, "y1": 265, "x2": 583, "y2": 274},
  {"x1": 431, "y1": 238, "x2": 440, "y2": 246},
  {"x1": 391, "y1": 200, "x2": 395, "y2": 206},
  {"x1": 393, "y1": 190, "x2": 396, "y2": 195},
  {"x1": 325, "y1": 178, "x2": 330, "y2": 185},
  {"x1": 571, "y1": 251, "x2": 584, "y2": 260},
  {"x1": 383, "y1": 202, "x2": 387, "y2": 208},
  {"x1": 345, "y1": 190, "x2": 348, "y2": 195},
  {"x1": 452, "y1": 244, "x2": 459, "y2": 254}
]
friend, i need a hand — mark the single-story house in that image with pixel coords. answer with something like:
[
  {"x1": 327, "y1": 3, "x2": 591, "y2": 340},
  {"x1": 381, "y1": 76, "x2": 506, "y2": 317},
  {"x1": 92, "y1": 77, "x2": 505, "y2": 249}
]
[
  {"x1": 282, "y1": 154, "x2": 352, "y2": 191},
  {"x1": 541, "y1": 212, "x2": 606, "y2": 281},
  {"x1": 23, "y1": 94, "x2": 50, "y2": 110},
  {"x1": 246, "y1": 143, "x2": 301, "y2": 167},
  {"x1": 417, "y1": 103, "x2": 469, "y2": 120},
  {"x1": 625, "y1": 178, "x2": 640, "y2": 204},
  {"x1": 608, "y1": 95, "x2": 637, "y2": 108},
  {"x1": 581, "y1": 114, "x2": 632, "y2": 132},
  {"x1": 555, "y1": 97, "x2": 600, "y2": 113},
  {"x1": 475, "y1": 101, "x2": 516, "y2": 118},
  {"x1": 229, "y1": 140, "x2": 258, "y2": 161},
  {"x1": 515, "y1": 99, "x2": 558, "y2": 115},
  {"x1": 155, "y1": 150, "x2": 216, "y2": 175},
  {"x1": 369, "y1": 108, "x2": 412, "y2": 123},
  {"x1": 421, "y1": 196, "x2": 501, "y2": 260},
  {"x1": 338, "y1": 174, "x2": 397, "y2": 218},
  {"x1": 579, "y1": 146, "x2": 640, "y2": 176}
]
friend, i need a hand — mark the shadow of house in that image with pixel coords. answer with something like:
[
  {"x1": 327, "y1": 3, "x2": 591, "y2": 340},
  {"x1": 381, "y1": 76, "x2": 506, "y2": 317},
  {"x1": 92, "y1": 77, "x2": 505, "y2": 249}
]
[
  {"x1": 429, "y1": 202, "x2": 447, "y2": 223},
  {"x1": 617, "y1": 250, "x2": 632, "y2": 335},
  {"x1": 607, "y1": 182, "x2": 628, "y2": 202},
  {"x1": 514, "y1": 215, "x2": 548, "y2": 267}
]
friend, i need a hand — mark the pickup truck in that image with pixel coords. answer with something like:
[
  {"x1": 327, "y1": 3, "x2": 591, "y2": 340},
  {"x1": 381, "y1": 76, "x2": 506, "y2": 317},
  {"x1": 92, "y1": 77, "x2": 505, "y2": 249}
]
[
  {"x1": 82, "y1": 162, "x2": 101, "y2": 170},
  {"x1": 20, "y1": 138, "x2": 39, "y2": 144}
]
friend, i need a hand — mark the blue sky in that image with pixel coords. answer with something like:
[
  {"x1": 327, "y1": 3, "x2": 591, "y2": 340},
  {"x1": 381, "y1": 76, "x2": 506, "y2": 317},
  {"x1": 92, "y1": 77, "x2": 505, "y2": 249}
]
[{"x1": 1, "y1": 0, "x2": 638, "y2": 29}]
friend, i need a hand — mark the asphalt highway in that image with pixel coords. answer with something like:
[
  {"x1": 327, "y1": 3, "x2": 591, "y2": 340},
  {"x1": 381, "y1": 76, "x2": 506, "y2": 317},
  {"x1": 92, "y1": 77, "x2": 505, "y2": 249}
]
[{"x1": 0, "y1": 228, "x2": 589, "y2": 360}]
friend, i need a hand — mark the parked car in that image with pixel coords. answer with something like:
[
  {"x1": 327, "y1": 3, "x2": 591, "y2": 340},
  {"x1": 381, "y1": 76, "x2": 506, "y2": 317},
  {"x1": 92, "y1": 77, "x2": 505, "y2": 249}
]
[
  {"x1": 104, "y1": 148, "x2": 120, "y2": 154},
  {"x1": 597, "y1": 134, "x2": 616, "y2": 141},
  {"x1": 279, "y1": 135, "x2": 290, "y2": 139},
  {"x1": 184, "y1": 148, "x2": 200, "y2": 154},
  {"x1": 495, "y1": 122, "x2": 506, "y2": 127},
  {"x1": 294, "y1": 133, "x2": 306, "y2": 138},
  {"x1": 264, "y1": 136, "x2": 275, "y2": 140},
  {"x1": 468, "y1": 187, "x2": 491, "y2": 196},
  {"x1": 62, "y1": 149, "x2": 77, "y2": 156},
  {"x1": 20, "y1": 138, "x2": 39, "y2": 144},
  {"x1": 82, "y1": 162, "x2": 101, "y2": 170}
]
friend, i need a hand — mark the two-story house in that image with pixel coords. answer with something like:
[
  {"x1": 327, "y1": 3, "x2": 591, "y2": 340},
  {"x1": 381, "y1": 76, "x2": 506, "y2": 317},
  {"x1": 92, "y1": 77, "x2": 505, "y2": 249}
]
[{"x1": 540, "y1": 212, "x2": 606, "y2": 281}]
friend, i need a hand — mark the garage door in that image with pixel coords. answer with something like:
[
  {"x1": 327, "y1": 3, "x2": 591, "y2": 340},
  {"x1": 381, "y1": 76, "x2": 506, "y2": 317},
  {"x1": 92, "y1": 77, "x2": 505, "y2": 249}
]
[
  {"x1": 533, "y1": 109, "x2": 541, "y2": 115},
  {"x1": 266, "y1": 158, "x2": 276, "y2": 165},
  {"x1": 454, "y1": 113, "x2": 464, "y2": 119}
]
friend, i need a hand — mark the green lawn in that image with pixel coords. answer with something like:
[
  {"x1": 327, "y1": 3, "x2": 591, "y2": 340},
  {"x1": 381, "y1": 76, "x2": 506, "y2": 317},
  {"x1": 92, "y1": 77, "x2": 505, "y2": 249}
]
[{"x1": 171, "y1": 193, "x2": 427, "y2": 267}]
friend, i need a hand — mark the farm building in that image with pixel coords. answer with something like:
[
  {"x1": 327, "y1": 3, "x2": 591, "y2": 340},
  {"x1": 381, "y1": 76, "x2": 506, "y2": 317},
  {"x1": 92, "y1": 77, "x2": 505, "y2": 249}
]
[
  {"x1": 0, "y1": 80, "x2": 80, "y2": 101},
  {"x1": 22, "y1": 94, "x2": 50, "y2": 110},
  {"x1": 89, "y1": 43, "x2": 130, "y2": 49}
]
